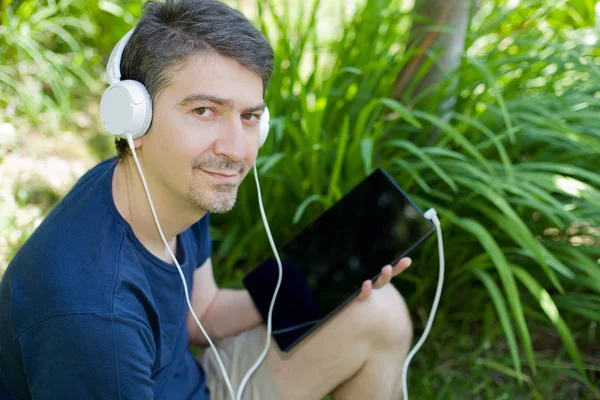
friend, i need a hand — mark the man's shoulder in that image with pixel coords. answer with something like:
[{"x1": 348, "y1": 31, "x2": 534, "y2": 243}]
[
  {"x1": 2, "y1": 157, "x2": 133, "y2": 336},
  {"x1": 5, "y1": 225, "x2": 129, "y2": 337},
  {"x1": 9, "y1": 156, "x2": 125, "y2": 277}
]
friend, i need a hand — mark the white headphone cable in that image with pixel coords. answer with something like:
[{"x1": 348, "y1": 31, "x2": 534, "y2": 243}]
[
  {"x1": 125, "y1": 135, "x2": 436, "y2": 399},
  {"x1": 402, "y1": 208, "x2": 444, "y2": 400},
  {"x1": 236, "y1": 162, "x2": 284, "y2": 400},
  {"x1": 127, "y1": 138, "x2": 282, "y2": 400},
  {"x1": 126, "y1": 137, "x2": 237, "y2": 400}
]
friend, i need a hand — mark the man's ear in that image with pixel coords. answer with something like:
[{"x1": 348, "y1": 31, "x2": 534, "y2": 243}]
[{"x1": 132, "y1": 137, "x2": 143, "y2": 149}]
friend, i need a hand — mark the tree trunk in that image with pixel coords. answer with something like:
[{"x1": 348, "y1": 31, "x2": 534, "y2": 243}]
[{"x1": 392, "y1": 0, "x2": 472, "y2": 107}]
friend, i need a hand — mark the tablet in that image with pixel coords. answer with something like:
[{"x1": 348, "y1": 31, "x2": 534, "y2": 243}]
[{"x1": 243, "y1": 168, "x2": 434, "y2": 352}]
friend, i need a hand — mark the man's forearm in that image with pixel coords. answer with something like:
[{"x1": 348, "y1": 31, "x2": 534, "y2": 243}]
[{"x1": 190, "y1": 289, "x2": 262, "y2": 347}]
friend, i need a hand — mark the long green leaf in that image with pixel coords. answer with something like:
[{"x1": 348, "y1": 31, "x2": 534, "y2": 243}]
[
  {"x1": 455, "y1": 176, "x2": 564, "y2": 292},
  {"x1": 512, "y1": 266, "x2": 588, "y2": 380},
  {"x1": 451, "y1": 112, "x2": 514, "y2": 181},
  {"x1": 449, "y1": 215, "x2": 536, "y2": 374},
  {"x1": 412, "y1": 110, "x2": 493, "y2": 173},
  {"x1": 474, "y1": 269, "x2": 523, "y2": 382},
  {"x1": 391, "y1": 159, "x2": 431, "y2": 193},
  {"x1": 389, "y1": 140, "x2": 458, "y2": 192},
  {"x1": 292, "y1": 194, "x2": 327, "y2": 224},
  {"x1": 466, "y1": 56, "x2": 515, "y2": 143},
  {"x1": 554, "y1": 294, "x2": 600, "y2": 322},
  {"x1": 379, "y1": 97, "x2": 422, "y2": 128},
  {"x1": 326, "y1": 115, "x2": 350, "y2": 203},
  {"x1": 517, "y1": 162, "x2": 600, "y2": 188},
  {"x1": 359, "y1": 138, "x2": 373, "y2": 176}
]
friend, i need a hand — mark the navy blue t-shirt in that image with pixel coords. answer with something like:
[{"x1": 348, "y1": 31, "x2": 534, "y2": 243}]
[{"x1": 0, "y1": 157, "x2": 211, "y2": 399}]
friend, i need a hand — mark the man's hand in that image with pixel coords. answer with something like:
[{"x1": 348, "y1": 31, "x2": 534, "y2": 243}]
[{"x1": 356, "y1": 257, "x2": 412, "y2": 301}]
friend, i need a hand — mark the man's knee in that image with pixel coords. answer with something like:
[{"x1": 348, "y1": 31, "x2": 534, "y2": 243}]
[{"x1": 359, "y1": 284, "x2": 413, "y2": 351}]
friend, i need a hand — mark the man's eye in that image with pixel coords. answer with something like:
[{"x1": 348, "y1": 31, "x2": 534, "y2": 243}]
[
  {"x1": 194, "y1": 107, "x2": 214, "y2": 117},
  {"x1": 242, "y1": 113, "x2": 259, "y2": 122}
]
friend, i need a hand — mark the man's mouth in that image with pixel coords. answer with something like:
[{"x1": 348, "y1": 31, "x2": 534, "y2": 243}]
[{"x1": 200, "y1": 169, "x2": 240, "y2": 183}]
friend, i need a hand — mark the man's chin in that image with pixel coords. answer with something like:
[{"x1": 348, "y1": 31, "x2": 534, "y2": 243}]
[
  {"x1": 190, "y1": 193, "x2": 237, "y2": 214},
  {"x1": 203, "y1": 201, "x2": 236, "y2": 214},
  {"x1": 189, "y1": 178, "x2": 239, "y2": 213}
]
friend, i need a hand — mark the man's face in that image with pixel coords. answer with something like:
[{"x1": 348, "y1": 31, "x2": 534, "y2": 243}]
[{"x1": 141, "y1": 52, "x2": 265, "y2": 214}]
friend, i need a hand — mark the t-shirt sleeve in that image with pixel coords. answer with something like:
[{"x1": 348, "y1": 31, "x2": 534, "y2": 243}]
[{"x1": 17, "y1": 313, "x2": 156, "y2": 399}]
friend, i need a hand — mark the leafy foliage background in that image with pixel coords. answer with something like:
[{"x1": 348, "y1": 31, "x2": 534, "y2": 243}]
[{"x1": 1, "y1": 0, "x2": 599, "y2": 397}]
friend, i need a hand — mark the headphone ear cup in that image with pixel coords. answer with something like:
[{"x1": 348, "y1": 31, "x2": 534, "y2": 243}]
[
  {"x1": 100, "y1": 80, "x2": 152, "y2": 139},
  {"x1": 259, "y1": 106, "x2": 270, "y2": 147}
]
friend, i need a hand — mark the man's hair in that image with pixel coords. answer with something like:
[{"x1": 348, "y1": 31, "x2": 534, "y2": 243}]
[{"x1": 114, "y1": 0, "x2": 274, "y2": 159}]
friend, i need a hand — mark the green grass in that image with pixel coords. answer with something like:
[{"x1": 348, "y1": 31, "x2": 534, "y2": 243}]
[{"x1": 403, "y1": 289, "x2": 600, "y2": 399}]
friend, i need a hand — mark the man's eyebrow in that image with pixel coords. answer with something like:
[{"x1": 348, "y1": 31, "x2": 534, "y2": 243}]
[
  {"x1": 178, "y1": 93, "x2": 234, "y2": 108},
  {"x1": 178, "y1": 92, "x2": 265, "y2": 114},
  {"x1": 241, "y1": 103, "x2": 266, "y2": 114}
]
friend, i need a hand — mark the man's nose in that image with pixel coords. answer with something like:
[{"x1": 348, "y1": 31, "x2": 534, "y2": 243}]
[{"x1": 214, "y1": 118, "x2": 246, "y2": 162}]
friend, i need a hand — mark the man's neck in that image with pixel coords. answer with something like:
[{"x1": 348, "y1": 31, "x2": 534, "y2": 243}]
[{"x1": 112, "y1": 156, "x2": 205, "y2": 264}]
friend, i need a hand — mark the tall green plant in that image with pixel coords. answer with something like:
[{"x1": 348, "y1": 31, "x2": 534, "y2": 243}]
[
  {"x1": 210, "y1": 0, "x2": 600, "y2": 396},
  {"x1": 0, "y1": 0, "x2": 144, "y2": 131}
]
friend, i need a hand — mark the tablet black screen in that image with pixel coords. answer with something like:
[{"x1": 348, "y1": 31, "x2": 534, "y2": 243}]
[{"x1": 243, "y1": 168, "x2": 434, "y2": 352}]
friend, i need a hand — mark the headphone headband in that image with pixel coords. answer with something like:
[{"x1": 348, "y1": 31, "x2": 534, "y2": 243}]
[{"x1": 107, "y1": 28, "x2": 136, "y2": 85}]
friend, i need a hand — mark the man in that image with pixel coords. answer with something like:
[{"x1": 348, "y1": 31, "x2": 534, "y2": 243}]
[{"x1": 0, "y1": 0, "x2": 414, "y2": 398}]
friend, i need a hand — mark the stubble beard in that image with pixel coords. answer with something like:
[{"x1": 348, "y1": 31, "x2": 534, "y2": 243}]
[
  {"x1": 188, "y1": 155, "x2": 246, "y2": 214},
  {"x1": 188, "y1": 178, "x2": 239, "y2": 214}
]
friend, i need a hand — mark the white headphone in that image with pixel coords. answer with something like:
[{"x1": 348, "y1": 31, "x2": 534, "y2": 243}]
[{"x1": 100, "y1": 27, "x2": 271, "y2": 146}]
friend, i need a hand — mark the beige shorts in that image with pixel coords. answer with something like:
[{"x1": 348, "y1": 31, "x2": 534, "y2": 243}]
[{"x1": 197, "y1": 327, "x2": 280, "y2": 400}]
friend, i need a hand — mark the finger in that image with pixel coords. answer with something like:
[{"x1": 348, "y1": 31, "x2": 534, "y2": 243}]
[
  {"x1": 391, "y1": 257, "x2": 412, "y2": 277},
  {"x1": 357, "y1": 279, "x2": 372, "y2": 301},
  {"x1": 373, "y1": 265, "x2": 393, "y2": 289}
]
